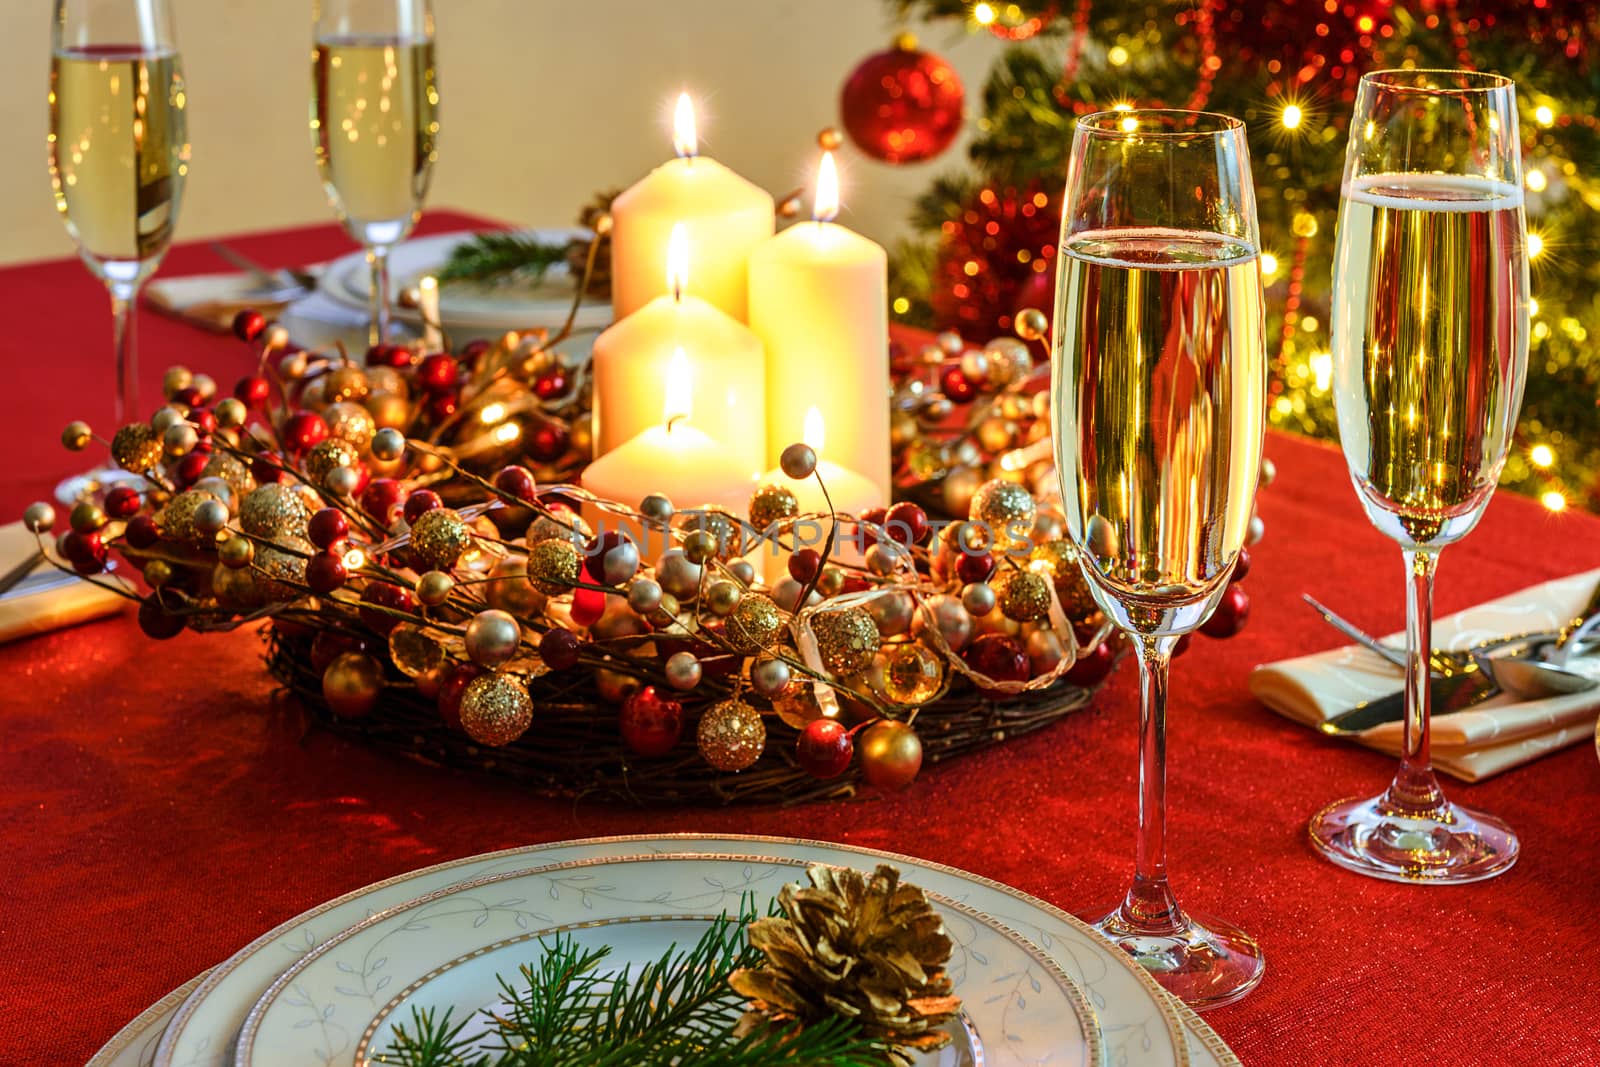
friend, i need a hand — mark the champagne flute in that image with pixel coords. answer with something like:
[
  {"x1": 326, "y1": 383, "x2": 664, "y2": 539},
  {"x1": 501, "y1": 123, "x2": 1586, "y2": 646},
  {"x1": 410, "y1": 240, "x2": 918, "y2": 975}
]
[
  {"x1": 1311, "y1": 70, "x2": 1528, "y2": 883},
  {"x1": 49, "y1": 0, "x2": 189, "y2": 432},
  {"x1": 310, "y1": 0, "x2": 438, "y2": 346},
  {"x1": 1051, "y1": 110, "x2": 1267, "y2": 1007}
]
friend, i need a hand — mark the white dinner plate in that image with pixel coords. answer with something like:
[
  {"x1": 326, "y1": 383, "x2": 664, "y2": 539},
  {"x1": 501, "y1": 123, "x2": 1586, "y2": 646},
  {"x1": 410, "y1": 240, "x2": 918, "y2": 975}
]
[
  {"x1": 86, "y1": 971, "x2": 207, "y2": 1067},
  {"x1": 319, "y1": 229, "x2": 612, "y2": 333},
  {"x1": 155, "y1": 835, "x2": 1235, "y2": 1067},
  {"x1": 236, "y1": 854, "x2": 1099, "y2": 1067}
]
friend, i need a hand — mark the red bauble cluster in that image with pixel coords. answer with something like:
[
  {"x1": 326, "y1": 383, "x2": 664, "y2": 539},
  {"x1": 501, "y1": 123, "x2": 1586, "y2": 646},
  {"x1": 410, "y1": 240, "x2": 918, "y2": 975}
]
[
  {"x1": 839, "y1": 37, "x2": 964, "y2": 165},
  {"x1": 620, "y1": 686, "x2": 684, "y2": 758},
  {"x1": 930, "y1": 183, "x2": 1060, "y2": 338}
]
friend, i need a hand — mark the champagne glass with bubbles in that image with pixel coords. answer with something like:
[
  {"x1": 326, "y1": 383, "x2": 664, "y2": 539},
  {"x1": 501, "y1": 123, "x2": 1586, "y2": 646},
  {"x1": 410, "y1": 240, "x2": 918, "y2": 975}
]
[
  {"x1": 1310, "y1": 70, "x2": 1528, "y2": 883},
  {"x1": 49, "y1": 0, "x2": 189, "y2": 437},
  {"x1": 311, "y1": 0, "x2": 438, "y2": 346},
  {"x1": 1052, "y1": 110, "x2": 1267, "y2": 1007}
]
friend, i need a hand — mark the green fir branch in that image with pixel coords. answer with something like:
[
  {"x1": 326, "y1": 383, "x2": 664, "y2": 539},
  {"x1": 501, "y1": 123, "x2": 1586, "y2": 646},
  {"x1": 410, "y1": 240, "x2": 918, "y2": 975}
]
[
  {"x1": 437, "y1": 232, "x2": 571, "y2": 287},
  {"x1": 373, "y1": 900, "x2": 891, "y2": 1067}
]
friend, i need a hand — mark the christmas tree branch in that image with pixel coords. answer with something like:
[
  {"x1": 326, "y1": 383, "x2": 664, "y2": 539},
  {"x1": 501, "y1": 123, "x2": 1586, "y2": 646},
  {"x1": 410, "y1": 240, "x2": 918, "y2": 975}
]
[{"x1": 437, "y1": 232, "x2": 571, "y2": 287}]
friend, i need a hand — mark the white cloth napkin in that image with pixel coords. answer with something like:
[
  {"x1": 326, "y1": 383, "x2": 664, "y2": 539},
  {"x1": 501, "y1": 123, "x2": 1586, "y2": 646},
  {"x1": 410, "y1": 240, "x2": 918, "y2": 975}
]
[
  {"x1": 1249, "y1": 569, "x2": 1600, "y2": 780},
  {"x1": 0, "y1": 522, "x2": 128, "y2": 643}
]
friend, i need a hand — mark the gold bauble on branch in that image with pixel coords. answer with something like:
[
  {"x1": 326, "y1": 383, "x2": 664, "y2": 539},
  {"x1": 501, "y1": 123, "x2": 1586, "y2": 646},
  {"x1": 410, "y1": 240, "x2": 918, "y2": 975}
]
[
  {"x1": 812, "y1": 607, "x2": 881, "y2": 675},
  {"x1": 1028, "y1": 540, "x2": 1098, "y2": 617},
  {"x1": 324, "y1": 401, "x2": 377, "y2": 450},
  {"x1": 408, "y1": 507, "x2": 475, "y2": 571},
  {"x1": 159, "y1": 489, "x2": 223, "y2": 548},
  {"x1": 697, "y1": 698, "x2": 766, "y2": 771},
  {"x1": 111, "y1": 423, "x2": 164, "y2": 472},
  {"x1": 211, "y1": 560, "x2": 261, "y2": 612},
  {"x1": 241, "y1": 483, "x2": 311, "y2": 540},
  {"x1": 322, "y1": 651, "x2": 384, "y2": 718},
  {"x1": 199, "y1": 452, "x2": 256, "y2": 501},
  {"x1": 459, "y1": 672, "x2": 534, "y2": 746},
  {"x1": 526, "y1": 538, "x2": 582, "y2": 595},
  {"x1": 305, "y1": 438, "x2": 361, "y2": 487},
  {"x1": 969, "y1": 479, "x2": 1036, "y2": 552},
  {"x1": 748, "y1": 483, "x2": 800, "y2": 532},
  {"x1": 322, "y1": 364, "x2": 369, "y2": 404},
  {"x1": 859, "y1": 719, "x2": 923, "y2": 790},
  {"x1": 726, "y1": 593, "x2": 783, "y2": 653},
  {"x1": 253, "y1": 536, "x2": 313, "y2": 602},
  {"x1": 994, "y1": 568, "x2": 1052, "y2": 623}
]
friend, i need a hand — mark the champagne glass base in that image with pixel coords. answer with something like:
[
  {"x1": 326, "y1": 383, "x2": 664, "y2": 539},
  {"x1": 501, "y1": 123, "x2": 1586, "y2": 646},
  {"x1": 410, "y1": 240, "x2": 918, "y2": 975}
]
[
  {"x1": 1309, "y1": 793, "x2": 1519, "y2": 884},
  {"x1": 1090, "y1": 906, "x2": 1265, "y2": 1010},
  {"x1": 55, "y1": 465, "x2": 150, "y2": 508}
]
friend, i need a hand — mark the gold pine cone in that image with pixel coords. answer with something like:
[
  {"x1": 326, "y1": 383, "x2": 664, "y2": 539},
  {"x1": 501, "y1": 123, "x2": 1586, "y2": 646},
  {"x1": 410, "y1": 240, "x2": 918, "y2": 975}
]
[{"x1": 728, "y1": 863, "x2": 960, "y2": 1061}]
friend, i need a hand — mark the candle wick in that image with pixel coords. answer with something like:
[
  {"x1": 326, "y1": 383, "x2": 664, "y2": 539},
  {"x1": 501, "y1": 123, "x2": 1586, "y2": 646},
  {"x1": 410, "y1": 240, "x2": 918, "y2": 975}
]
[{"x1": 666, "y1": 413, "x2": 687, "y2": 434}]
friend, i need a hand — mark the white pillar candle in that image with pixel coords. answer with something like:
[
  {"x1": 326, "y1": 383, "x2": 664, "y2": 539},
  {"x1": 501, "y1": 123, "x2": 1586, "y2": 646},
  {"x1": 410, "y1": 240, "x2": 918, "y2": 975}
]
[
  {"x1": 417, "y1": 274, "x2": 443, "y2": 351},
  {"x1": 748, "y1": 152, "x2": 890, "y2": 500},
  {"x1": 757, "y1": 406, "x2": 880, "y2": 582},
  {"x1": 610, "y1": 94, "x2": 774, "y2": 322},
  {"x1": 591, "y1": 225, "x2": 766, "y2": 476},
  {"x1": 582, "y1": 349, "x2": 757, "y2": 558}
]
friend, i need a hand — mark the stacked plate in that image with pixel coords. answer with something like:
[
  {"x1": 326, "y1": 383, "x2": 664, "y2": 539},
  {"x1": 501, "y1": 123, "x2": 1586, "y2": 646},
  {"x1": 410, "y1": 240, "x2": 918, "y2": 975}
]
[{"x1": 88, "y1": 835, "x2": 1240, "y2": 1067}]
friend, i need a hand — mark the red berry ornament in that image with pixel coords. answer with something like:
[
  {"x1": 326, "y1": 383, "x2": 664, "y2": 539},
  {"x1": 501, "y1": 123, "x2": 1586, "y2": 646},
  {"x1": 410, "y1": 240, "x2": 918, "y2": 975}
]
[
  {"x1": 436, "y1": 662, "x2": 483, "y2": 730},
  {"x1": 359, "y1": 478, "x2": 406, "y2": 525},
  {"x1": 533, "y1": 368, "x2": 568, "y2": 400},
  {"x1": 494, "y1": 465, "x2": 538, "y2": 504},
  {"x1": 359, "y1": 580, "x2": 417, "y2": 635},
  {"x1": 232, "y1": 309, "x2": 266, "y2": 343},
  {"x1": 955, "y1": 550, "x2": 995, "y2": 585},
  {"x1": 174, "y1": 452, "x2": 208, "y2": 488},
  {"x1": 402, "y1": 489, "x2": 443, "y2": 524},
  {"x1": 104, "y1": 486, "x2": 141, "y2": 519},
  {"x1": 570, "y1": 587, "x2": 607, "y2": 628},
  {"x1": 840, "y1": 37, "x2": 964, "y2": 164},
  {"x1": 307, "y1": 508, "x2": 350, "y2": 549},
  {"x1": 1064, "y1": 638, "x2": 1116, "y2": 686},
  {"x1": 964, "y1": 633, "x2": 1030, "y2": 684},
  {"x1": 138, "y1": 594, "x2": 187, "y2": 639},
  {"x1": 251, "y1": 451, "x2": 287, "y2": 485},
  {"x1": 1200, "y1": 584, "x2": 1251, "y2": 639},
  {"x1": 282, "y1": 410, "x2": 329, "y2": 454},
  {"x1": 884, "y1": 502, "x2": 930, "y2": 546},
  {"x1": 797, "y1": 718, "x2": 854, "y2": 779},
  {"x1": 789, "y1": 548, "x2": 823, "y2": 584},
  {"x1": 526, "y1": 419, "x2": 569, "y2": 464},
  {"x1": 941, "y1": 364, "x2": 978, "y2": 404},
  {"x1": 540, "y1": 628, "x2": 581, "y2": 671},
  {"x1": 306, "y1": 551, "x2": 349, "y2": 595},
  {"x1": 425, "y1": 393, "x2": 459, "y2": 423},
  {"x1": 1230, "y1": 547, "x2": 1252, "y2": 584},
  {"x1": 124, "y1": 514, "x2": 160, "y2": 549},
  {"x1": 415, "y1": 353, "x2": 458, "y2": 395},
  {"x1": 620, "y1": 686, "x2": 684, "y2": 758}
]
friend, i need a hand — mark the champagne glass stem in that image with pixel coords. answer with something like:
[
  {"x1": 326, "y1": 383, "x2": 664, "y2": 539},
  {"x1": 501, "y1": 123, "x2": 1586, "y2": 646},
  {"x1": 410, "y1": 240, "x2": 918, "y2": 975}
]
[
  {"x1": 366, "y1": 243, "x2": 391, "y2": 347},
  {"x1": 1124, "y1": 632, "x2": 1184, "y2": 933},
  {"x1": 109, "y1": 280, "x2": 139, "y2": 426},
  {"x1": 1388, "y1": 548, "x2": 1445, "y2": 814}
]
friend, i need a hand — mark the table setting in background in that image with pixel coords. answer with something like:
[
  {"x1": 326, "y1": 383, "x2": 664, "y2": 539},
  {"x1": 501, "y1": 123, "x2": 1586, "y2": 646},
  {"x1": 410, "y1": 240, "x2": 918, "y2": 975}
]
[{"x1": 8, "y1": 0, "x2": 1600, "y2": 1064}]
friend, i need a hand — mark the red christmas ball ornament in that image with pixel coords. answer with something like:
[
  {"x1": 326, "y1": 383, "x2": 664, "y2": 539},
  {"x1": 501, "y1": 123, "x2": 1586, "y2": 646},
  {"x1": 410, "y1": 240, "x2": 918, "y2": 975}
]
[
  {"x1": 415, "y1": 353, "x2": 458, "y2": 395},
  {"x1": 533, "y1": 368, "x2": 568, "y2": 400},
  {"x1": 305, "y1": 551, "x2": 349, "y2": 595},
  {"x1": 174, "y1": 452, "x2": 208, "y2": 488},
  {"x1": 359, "y1": 580, "x2": 417, "y2": 635},
  {"x1": 494, "y1": 464, "x2": 538, "y2": 504},
  {"x1": 234, "y1": 375, "x2": 271, "y2": 408},
  {"x1": 570, "y1": 587, "x2": 607, "y2": 628},
  {"x1": 526, "y1": 418, "x2": 569, "y2": 464},
  {"x1": 1064, "y1": 637, "x2": 1116, "y2": 686},
  {"x1": 955, "y1": 550, "x2": 995, "y2": 585},
  {"x1": 789, "y1": 548, "x2": 823, "y2": 584},
  {"x1": 366, "y1": 343, "x2": 413, "y2": 368},
  {"x1": 1230, "y1": 547, "x2": 1252, "y2": 584},
  {"x1": 884, "y1": 501, "x2": 930, "y2": 547},
  {"x1": 307, "y1": 507, "x2": 349, "y2": 549},
  {"x1": 282, "y1": 410, "x2": 329, "y2": 454},
  {"x1": 360, "y1": 478, "x2": 406, "y2": 525},
  {"x1": 458, "y1": 338, "x2": 492, "y2": 370},
  {"x1": 436, "y1": 662, "x2": 483, "y2": 729},
  {"x1": 251, "y1": 451, "x2": 287, "y2": 486},
  {"x1": 425, "y1": 393, "x2": 459, "y2": 423},
  {"x1": 137, "y1": 594, "x2": 187, "y2": 639},
  {"x1": 169, "y1": 385, "x2": 203, "y2": 411},
  {"x1": 70, "y1": 537, "x2": 108, "y2": 575},
  {"x1": 840, "y1": 36, "x2": 964, "y2": 164},
  {"x1": 940, "y1": 364, "x2": 978, "y2": 404},
  {"x1": 964, "y1": 633, "x2": 1030, "y2": 684},
  {"x1": 402, "y1": 488, "x2": 443, "y2": 524},
  {"x1": 540, "y1": 628, "x2": 581, "y2": 671},
  {"x1": 232, "y1": 309, "x2": 266, "y2": 343},
  {"x1": 1200, "y1": 584, "x2": 1251, "y2": 639},
  {"x1": 619, "y1": 686, "x2": 684, "y2": 758},
  {"x1": 124, "y1": 514, "x2": 160, "y2": 549},
  {"x1": 104, "y1": 486, "x2": 142, "y2": 519},
  {"x1": 796, "y1": 718, "x2": 854, "y2": 779},
  {"x1": 857, "y1": 506, "x2": 888, "y2": 549}
]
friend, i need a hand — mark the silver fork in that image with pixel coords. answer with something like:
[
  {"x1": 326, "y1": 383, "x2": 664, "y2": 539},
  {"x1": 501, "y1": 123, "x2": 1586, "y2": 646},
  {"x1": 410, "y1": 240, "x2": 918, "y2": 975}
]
[{"x1": 1301, "y1": 593, "x2": 1560, "y2": 677}]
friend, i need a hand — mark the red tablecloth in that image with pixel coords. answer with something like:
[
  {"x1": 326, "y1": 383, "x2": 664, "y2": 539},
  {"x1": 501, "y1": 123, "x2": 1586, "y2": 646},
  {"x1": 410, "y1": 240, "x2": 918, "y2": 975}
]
[{"x1": 3, "y1": 216, "x2": 1599, "y2": 1066}]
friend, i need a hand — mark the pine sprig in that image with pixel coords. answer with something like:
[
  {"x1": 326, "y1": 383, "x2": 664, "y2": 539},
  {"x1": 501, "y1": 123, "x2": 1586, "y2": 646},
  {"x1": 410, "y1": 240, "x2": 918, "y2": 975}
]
[
  {"x1": 436, "y1": 232, "x2": 571, "y2": 287},
  {"x1": 374, "y1": 900, "x2": 893, "y2": 1067}
]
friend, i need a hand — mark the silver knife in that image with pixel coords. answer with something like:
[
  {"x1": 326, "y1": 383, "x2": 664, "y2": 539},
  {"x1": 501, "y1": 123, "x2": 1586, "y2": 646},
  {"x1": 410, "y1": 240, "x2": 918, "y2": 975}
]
[{"x1": 1318, "y1": 668, "x2": 1500, "y2": 737}]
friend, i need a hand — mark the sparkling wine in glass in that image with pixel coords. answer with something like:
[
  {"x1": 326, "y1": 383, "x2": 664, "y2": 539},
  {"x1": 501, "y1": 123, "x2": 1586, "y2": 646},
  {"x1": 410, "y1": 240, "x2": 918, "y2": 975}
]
[
  {"x1": 311, "y1": 0, "x2": 438, "y2": 346},
  {"x1": 1311, "y1": 70, "x2": 1529, "y2": 883},
  {"x1": 49, "y1": 0, "x2": 189, "y2": 432},
  {"x1": 1052, "y1": 110, "x2": 1267, "y2": 1008}
]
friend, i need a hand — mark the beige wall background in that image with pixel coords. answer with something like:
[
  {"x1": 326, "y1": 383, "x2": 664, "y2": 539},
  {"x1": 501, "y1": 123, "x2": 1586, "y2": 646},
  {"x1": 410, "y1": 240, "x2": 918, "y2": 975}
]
[{"x1": 2, "y1": 0, "x2": 1006, "y2": 267}]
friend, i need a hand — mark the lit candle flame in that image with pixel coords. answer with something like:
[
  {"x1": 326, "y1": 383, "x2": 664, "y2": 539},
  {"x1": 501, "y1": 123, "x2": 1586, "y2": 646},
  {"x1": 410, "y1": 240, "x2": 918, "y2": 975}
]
[
  {"x1": 803, "y1": 406, "x2": 826, "y2": 453},
  {"x1": 664, "y1": 348, "x2": 693, "y2": 429},
  {"x1": 673, "y1": 92, "x2": 698, "y2": 158},
  {"x1": 813, "y1": 151, "x2": 840, "y2": 223},
  {"x1": 666, "y1": 223, "x2": 689, "y2": 301}
]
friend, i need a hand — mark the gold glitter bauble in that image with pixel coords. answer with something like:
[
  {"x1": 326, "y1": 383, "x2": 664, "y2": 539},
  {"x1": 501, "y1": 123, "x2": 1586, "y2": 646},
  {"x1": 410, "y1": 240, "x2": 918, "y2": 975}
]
[
  {"x1": 211, "y1": 560, "x2": 262, "y2": 612},
  {"x1": 365, "y1": 365, "x2": 407, "y2": 396},
  {"x1": 696, "y1": 698, "x2": 766, "y2": 772},
  {"x1": 240, "y1": 483, "x2": 311, "y2": 540},
  {"x1": 526, "y1": 537, "x2": 582, "y2": 594},
  {"x1": 459, "y1": 673, "x2": 534, "y2": 747},
  {"x1": 159, "y1": 489, "x2": 223, "y2": 548},
  {"x1": 812, "y1": 607, "x2": 881, "y2": 675},
  {"x1": 725, "y1": 594, "x2": 783, "y2": 653},
  {"x1": 409, "y1": 507, "x2": 475, "y2": 571},
  {"x1": 253, "y1": 536, "x2": 312, "y2": 602},
  {"x1": 388, "y1": 622, "x2": 446, "y2": 678},
  {"x1": 994, "y1": 569, "x2": 1052, "y2": 622},
  {"x1": 1029, "y1": 540, "x2": 1097, "y2": 618},
  {"x1": 874, "y1": 643, "x2": 945, "y2": 706},
  {"x1": 748, "y1": 483, "x2": 800, "y2": 532},
  {"x1": 322, "y1": 364, "x2": 370, "y2": 404},
  {"x1": 527, "y1": 512, "x2": 591, "y2": 548},
  {"x1": 199, "y1": 453, "x2": 257, "y2": 501},
  {"x1": 111, "y1": 424, "x2": 164, "y2": 472},
  {"x1": 1015, "y1": 307, "x2": 1049, "y2": 342},
  {"x1": 305, "y1": 438, "x2": 361, "y2": 486},
  {"x1": 324, "y1": 401, "x2": 377, "y2": 450},
  {"x1": 969, "y1": 479, "x2": 1037, "y2": 552},
  {"x1": 322, "y1": 651, "x2": 384, "y2": 718}
]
